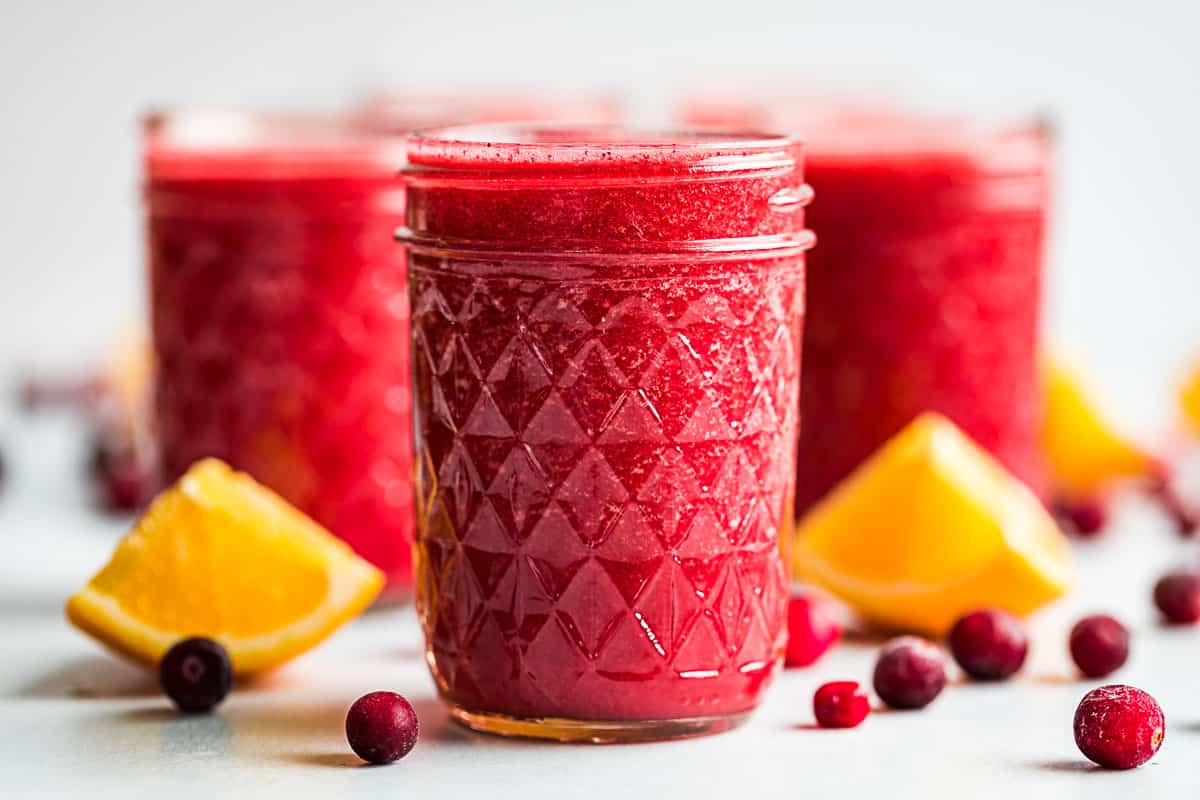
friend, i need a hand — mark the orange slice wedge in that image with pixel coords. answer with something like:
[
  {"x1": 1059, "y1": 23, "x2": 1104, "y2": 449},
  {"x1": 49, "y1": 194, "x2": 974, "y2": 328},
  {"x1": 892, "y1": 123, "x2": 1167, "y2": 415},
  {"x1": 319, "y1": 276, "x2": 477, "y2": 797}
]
[
  {"x1": 1042, "y1": 352, "x2": 1156, "y2": 500},
  {"x1": 66, "y1": 458, "x2": 384, "y2": 674},
  {"x1": 793, "y1": 413, "x2": 1073, "y2": 636}
]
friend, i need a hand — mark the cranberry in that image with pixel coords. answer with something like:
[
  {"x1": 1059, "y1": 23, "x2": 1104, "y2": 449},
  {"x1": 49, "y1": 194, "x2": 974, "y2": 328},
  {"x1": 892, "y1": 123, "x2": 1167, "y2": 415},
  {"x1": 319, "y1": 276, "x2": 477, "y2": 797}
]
[
  {"x1": 1053, "y1": 498, "x2": 1108, "y2": 538},
  {"x1": 1069, "y1": 614, "x2": 1130, "y2": 678},
  {"x1": 813, "y1": 681, "x2": 870, "y2": 729},
  {"x1": 1147, "y1": 472, "x2": 1198, "y2": 537},
  {"x1": 96, "y1": 445, "x2": 158, "y2": 511},
  {"x1": 160, "y1": 637, "x2": 233, "y2": 713},
  {"x1": 19, "y1": 374, "x2": 105, "y2": 413},
  {"x1": 1153, "y1": 571, "x2": 1200, "y2": 624},
  {"x1": 872, "y1": 636, "x2": 947, "y2": 710},
  {"x1": 785, "y1": 592, "x2": 842, "y2": 667},
  {"x1": 346, "y1": 691, "x2": 419, "y2": 765},
  {"x1": 1073, "y1": 684, "x2": 1165, "y2": 769},
  {"x1": 87, "y1": 432, "x2": 111, "y2": 478},
  {"x1": 947, "y1": 608, "x2": 1029, "y2": 681}
]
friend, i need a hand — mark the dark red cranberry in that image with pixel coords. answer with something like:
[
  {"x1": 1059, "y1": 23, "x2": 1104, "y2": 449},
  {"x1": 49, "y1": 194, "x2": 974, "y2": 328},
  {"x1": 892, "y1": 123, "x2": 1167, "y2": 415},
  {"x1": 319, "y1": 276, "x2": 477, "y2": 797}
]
[
  {"x1": 872, "y1": 636, "x2": 947, "y2": 710},
  {"x1": 1069, "y1": 615, "x2": 1130, "y2": 678},
  {"x1": 1073, "y1": 684, "x2": 1164, "y2": 769},
  {"x1": 1147, "y1": 470, "x2": 1198, "y2": 537},
  {"x1": 346, "y1": 691, "x2": 419, "y2": 765},
  {"x1": 948, "y1": 608, "x2": 1029, "y2": 681},
  {"x1": 19, "y1": 374, "x2": 105, "y2": 413},
  {"x1": 813, "y1": 681, "x2": 870, "y2": 729},
  {"x1": 1153, "y1": 571, "x2": 1200, "y2": 624},
  {"x1": 785, "y1": 593, "x2": 842, "y2": 667},
  {"x1": 98, "y1": 449, "x2": 158, "y2": 511},
  {"x1": 160, "y1": 637, "x2": 233, "y2": 713},
  {"x1": 1053, "y1": 498, "x2": 1108, "y2": 538},
  {"x1": 87, "y1": 432, "x2": 111, "y2": 478}
]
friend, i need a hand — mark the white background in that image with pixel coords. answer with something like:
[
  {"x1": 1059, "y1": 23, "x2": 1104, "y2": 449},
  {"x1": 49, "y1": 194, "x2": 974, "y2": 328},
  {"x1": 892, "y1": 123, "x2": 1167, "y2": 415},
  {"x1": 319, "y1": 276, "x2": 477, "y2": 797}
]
[{"x1": 2, "y1": 0, "x2": 1199, "y2": 430}]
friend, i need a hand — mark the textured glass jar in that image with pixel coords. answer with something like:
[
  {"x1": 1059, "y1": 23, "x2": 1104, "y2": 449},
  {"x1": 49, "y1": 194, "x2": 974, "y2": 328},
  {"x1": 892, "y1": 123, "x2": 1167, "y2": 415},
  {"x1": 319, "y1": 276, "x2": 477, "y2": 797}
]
[
  {"x1": 400, "y1": 125, "x2": 813, "y2": 741},
  {"x1": 145, "y1": 109, "x2": 415, "y2": 594}
]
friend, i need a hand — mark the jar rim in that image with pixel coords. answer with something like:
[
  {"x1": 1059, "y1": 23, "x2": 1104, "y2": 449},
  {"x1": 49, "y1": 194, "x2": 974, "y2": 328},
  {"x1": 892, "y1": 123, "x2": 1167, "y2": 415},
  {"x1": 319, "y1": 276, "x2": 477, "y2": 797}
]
[
  {"x1": 404, "y1": 123, "x2": 803, "y2": 177},
  {"x1": 680, "y1": 94, "x2": 1050, "y2": 175},
  {"x1": 352, "y1": 88, "x2": 625, "y2": 134},
  {"x1": 143, "y1": 107, "x2": 405, "y2": 181}
]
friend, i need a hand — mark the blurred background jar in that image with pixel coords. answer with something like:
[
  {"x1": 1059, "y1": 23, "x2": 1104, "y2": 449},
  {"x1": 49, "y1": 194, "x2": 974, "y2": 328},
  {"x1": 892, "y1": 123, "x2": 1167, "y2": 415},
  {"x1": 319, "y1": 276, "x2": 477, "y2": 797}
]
[
  {"x1": 681, "y1": 92, "x2": 1052, "y2": 514},
  {"x1": 144, "y1": 108, "x2": 417, "y2": 593}
]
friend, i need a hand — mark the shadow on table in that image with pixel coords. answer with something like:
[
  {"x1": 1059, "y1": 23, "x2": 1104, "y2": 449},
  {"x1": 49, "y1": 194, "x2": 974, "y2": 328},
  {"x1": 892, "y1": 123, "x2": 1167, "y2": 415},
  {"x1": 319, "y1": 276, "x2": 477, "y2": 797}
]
[
  {"x1": 1030, "y1": 759, "x2": 1105, "y2": 774},
  {"x1": 267, "y1": 695, "x2": 557, "y2": 768},
  {"x1": 12, "y1": 654, "x2": 159, "y2": 699},
  {"x1": 45, "y1": 673, "x2": 568, "y2": 768},
  {"x1": 12, "y1": 653, "x2": 303, "y2": 700}
]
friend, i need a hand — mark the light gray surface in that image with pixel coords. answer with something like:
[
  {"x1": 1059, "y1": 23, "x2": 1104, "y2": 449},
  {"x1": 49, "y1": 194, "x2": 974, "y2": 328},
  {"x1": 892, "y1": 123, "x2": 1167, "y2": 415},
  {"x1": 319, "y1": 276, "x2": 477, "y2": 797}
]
[{"x1": 1, "y1": 415, "x2": 1198, "y2": 798}]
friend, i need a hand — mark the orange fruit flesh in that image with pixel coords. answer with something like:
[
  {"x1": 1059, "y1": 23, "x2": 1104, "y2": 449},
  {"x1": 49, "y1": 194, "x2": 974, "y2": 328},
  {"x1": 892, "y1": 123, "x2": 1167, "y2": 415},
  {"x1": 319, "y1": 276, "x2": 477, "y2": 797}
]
[
  {"x1": 67, "y1": 459, "x2": 383, "y2": 674},
  {"x1": 794, "y1": 413, "x2": 1073, "y2": 636}
]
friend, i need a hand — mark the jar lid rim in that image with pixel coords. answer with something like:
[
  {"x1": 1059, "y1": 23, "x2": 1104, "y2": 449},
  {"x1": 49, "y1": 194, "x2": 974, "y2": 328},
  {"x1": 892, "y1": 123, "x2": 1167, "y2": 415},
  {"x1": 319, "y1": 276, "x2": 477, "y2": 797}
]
[
  {"x1": 405, "y1": 123, "x2": 802, "y2": 174},
  {"x1": 143, "y1": 107, "x2": 405, "y2": 181}
]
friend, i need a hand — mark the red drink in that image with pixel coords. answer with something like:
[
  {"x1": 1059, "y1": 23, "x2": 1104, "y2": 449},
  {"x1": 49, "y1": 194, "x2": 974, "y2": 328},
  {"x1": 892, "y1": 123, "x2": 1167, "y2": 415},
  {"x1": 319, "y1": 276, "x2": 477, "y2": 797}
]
[
  {"x1": 145, "y1": 110, "x2": 414, "y2": 591},
  {"x1": 799, "y1": 115, "x2": 1050, "y2": 513},
  {"x1": 402, "y1": 125, "x2": 812, "y2": 741},
  {"x1": 683, "y1": 99, "x2": 1050, "y2": 512}
]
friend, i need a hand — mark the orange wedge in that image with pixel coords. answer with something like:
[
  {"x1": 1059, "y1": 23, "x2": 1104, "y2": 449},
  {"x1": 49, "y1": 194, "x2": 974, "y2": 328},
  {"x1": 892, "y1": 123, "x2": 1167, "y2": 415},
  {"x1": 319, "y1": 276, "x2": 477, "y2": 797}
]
[
  {"x1": 1180, "y1": 360, "x2": 1200, "y2": 435},
  {"x1": 1042, "y1": 353, "x2": 1156, "y2": 500},
  {"x1": 793, "y1": 413, "x2": 1073, "y2": 636},
  {"x1": 66, "y1": 458, "x2": 384, "y2": 675}
]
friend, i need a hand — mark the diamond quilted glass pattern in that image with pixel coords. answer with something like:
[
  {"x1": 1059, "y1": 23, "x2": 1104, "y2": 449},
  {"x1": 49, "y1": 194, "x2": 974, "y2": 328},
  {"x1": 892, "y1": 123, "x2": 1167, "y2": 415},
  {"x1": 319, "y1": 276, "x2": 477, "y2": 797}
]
[
  {"x1": 410, "y1": 253, "x2": 804, "y2": 721},
  {"x1": 149, "y1": 186, "x2": 414, "y2": 589}
]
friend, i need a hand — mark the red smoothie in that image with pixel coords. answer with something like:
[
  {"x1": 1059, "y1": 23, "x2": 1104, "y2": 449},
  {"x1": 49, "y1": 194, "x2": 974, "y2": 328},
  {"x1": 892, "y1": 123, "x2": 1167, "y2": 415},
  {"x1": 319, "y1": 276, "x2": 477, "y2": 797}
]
[
  {"x1": 401, "y1": 125, "x2": 812, "y2": 740},
  {"x1": 145, "y1": 110, "x2": 414, "y2": 591},
  {"x1": 684, "y1": 100, "x2": 1051, "y2": 513}
]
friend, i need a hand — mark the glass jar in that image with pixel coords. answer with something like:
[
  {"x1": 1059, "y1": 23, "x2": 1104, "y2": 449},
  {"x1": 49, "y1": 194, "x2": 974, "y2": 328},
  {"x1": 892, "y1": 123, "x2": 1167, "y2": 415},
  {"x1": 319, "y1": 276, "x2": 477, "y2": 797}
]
[
  {"x1": 400, "y1": 125, "x2": 813, "y2": 741},
  {"x1": 144, "y1": 109, "x2": 414, "y2": 594},
  {"x1": 797, "y1": 113, "x2": 1051, "y2": 515},
  {"x1": 681, "y1": 98, "x2": 1051, "y2": 514}
]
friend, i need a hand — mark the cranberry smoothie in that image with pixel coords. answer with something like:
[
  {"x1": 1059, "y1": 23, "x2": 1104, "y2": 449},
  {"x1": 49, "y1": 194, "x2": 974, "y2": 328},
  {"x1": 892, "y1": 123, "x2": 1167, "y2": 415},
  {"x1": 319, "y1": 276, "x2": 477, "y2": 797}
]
[
  {"x1": 796, "y1": 117, "x2": 1050, "y2": 513},
  {"x1": 145, "y1": 111, "x2": 415, "y2": 590},
  {"x1": 684, "y1": 99, "x2": 1050, "y2": 511},
  {"x1": 402, "y1": 126, "x2": 812, "y2": 738}
]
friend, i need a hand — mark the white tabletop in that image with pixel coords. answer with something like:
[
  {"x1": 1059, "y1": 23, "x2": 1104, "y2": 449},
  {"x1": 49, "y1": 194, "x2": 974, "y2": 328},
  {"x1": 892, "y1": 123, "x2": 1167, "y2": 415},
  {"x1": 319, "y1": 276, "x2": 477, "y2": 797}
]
[{"x1": 2, "y1": 413, "x2": 1197, "y2": 799}]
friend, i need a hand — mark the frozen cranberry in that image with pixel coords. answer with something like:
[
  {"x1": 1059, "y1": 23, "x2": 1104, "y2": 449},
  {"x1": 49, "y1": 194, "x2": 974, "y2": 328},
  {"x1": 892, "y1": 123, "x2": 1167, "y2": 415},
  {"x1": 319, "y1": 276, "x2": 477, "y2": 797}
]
[
  {"x1": 1069, "y1": 615, "x2": 1130, "y2": 678},
  {"x1": 948, "y1": 608, "x2": 1029, "y2": 681},
  {"x1": 1053, "y1": 498, "x2": 1108, "y2": 538},
  {"x1": 872, "y1": 636, "x2": 947, "y2": 710},
  {"x1": 160, "y1": 637, "x2": 233, "y2": 713},
  {"x1": 813, "y1": 681, "x2": 870, "y2": 729},
  {"x1": 1153, "y1": 571, "x2": 1200, "y2": 624},
  {"x1": 346, "y1": 691, "x2": 419, "y2": 765},
  {"x1": 785, "y1": 593, "x2": 842, "y2": 667},
  {"x1": 1073, "y1": 684, "x2": 1165, "y2": 769}
]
